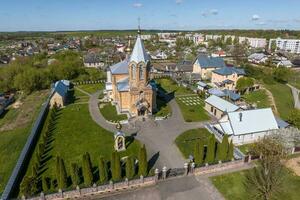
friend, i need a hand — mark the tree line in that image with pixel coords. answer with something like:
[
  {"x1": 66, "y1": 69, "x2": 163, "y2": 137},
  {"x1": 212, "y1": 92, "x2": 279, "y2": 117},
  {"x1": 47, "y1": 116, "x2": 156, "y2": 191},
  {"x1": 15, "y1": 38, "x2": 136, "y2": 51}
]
[
  {"x1": 193, "y1": 134, "x2": 234, "y2": 166},
  {"x1": 0, "y1": 51, "x2": 105, "y2": 94}
]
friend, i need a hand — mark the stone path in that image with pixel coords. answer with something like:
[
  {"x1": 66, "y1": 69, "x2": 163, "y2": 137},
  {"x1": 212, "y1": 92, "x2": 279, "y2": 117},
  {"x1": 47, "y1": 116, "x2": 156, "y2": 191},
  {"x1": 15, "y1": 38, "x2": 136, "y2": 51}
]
[
  {"x1": 287, "y1": 84, "x2": 300, "y2": 109},
  {"x1": 88, "y1": 91, "x2": 211, "y2": 169},
  {"x1": 261, "y1": 86, "x2": 278, "y2": 114}
]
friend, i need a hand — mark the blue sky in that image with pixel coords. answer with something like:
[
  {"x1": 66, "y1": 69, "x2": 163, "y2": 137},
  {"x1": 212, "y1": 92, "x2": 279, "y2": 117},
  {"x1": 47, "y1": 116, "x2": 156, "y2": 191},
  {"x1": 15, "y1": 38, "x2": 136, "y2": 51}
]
[{"x1": 1, "y1": 0, "x2": 300, "y2": 31}]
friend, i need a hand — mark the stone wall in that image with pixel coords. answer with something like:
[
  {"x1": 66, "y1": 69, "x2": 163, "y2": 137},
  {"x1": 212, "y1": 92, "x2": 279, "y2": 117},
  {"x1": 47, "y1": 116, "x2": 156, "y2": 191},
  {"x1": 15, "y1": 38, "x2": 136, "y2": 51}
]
[
  {"x1": 193, "y1": 160, "x2": 244, "y2": 176},
  {"x1": 26, "y1": 176, "x2": 156, "y2": 200}
]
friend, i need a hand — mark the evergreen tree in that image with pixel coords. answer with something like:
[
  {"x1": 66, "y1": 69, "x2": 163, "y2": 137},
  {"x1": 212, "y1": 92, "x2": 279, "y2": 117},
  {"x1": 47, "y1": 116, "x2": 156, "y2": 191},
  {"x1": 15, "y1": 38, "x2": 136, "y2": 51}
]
[
  {"x1": 126, "y1": 156, "x2": 135, "y2": 179},
  {"x1": 99, "y1": 156, "x2": 108, "y2": 184},
  {"x1": 221, "y1": 135, "x2": 229, "y2": 161},
  {"x1": 58, "y1": 158, "x2": 68, "y2": 189},
  {"x1": 227, "y1": 140, "x2": 234, "y2": 161},
  {"x1": 55, "y1": 156, "x2": 60, "y2": 181},
  {"x1": 32, "y1": 165, "x2": 37, "y2": 177},
  {"x1": 205, "y1": 135, "x2": 216, "y2": 164},
  {"x1": 82, "y1": 153, "x2": 93, "y2": 186},
  {"x1": 111, "y1": 151, "x2": 116, "y2": 181},
  {"x1": 42, "y1": 176, "x2": 49, "y2": 192},
  {"x1": 20, "y1": 176, "x2": 38, "y2": 197},
  {"x1": 194, "y1": 141, "x2": 203, "y2": 165},
  {"x1": 112, "y1": 151, "x2": 121, "y2": 181},
  {"x1": 71, "y1": 163, "x2": 80, "y2": 187},
  {"x1": 138, "y1": 144, "x2": 148, "y2": 176}
]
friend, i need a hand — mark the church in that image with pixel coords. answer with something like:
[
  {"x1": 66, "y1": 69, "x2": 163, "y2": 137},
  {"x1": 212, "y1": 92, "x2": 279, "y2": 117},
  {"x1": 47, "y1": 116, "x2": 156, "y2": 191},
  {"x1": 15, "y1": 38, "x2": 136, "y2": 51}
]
[{"x1": 105, "y1": 30, "x2": 156, "y2": 117}]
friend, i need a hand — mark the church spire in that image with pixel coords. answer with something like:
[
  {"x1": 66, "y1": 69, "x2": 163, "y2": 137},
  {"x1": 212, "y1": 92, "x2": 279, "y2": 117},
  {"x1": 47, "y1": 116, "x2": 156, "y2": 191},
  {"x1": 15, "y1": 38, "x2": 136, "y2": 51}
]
[{"x1": 137, "y1": 17, "x2": 141, "y2": 35}]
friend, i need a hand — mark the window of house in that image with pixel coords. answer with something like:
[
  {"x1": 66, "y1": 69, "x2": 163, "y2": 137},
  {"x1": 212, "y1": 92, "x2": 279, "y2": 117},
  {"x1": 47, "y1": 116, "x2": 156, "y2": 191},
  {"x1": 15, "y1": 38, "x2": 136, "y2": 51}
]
[{"x1": 211, "y1": 106, "x2": 213, "y2": 112}]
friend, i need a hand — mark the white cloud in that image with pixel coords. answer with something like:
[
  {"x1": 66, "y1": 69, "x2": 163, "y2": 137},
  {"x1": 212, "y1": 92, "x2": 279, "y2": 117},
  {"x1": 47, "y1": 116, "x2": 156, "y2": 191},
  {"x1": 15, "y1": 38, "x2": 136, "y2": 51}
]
[
  {"x1": 133, "y1": 3, "x2": 143, "y2": 8},
  {"x1": 175, "y1": 0, "x2": 183, "y2": 4},
  {"x1": 201, "y1": 12, "x2": 208, "y2": 17},
  {"x1": 210, "y1": 9, "x2": 218, "y2": 15},
  {"x1": 257, "y1": 21, "x2": 266, "y2": 25},
  {"x1": 252, "y1": 14, "x2": 260, "y2": 21}
]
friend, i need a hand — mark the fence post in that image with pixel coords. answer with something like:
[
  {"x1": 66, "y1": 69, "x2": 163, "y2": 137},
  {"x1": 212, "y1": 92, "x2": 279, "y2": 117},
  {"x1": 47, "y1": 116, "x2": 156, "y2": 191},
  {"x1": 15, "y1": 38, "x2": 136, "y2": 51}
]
[
  {"x1": 58, "y1": 189, "x2": 63, "y2": 198},
  {"x1": 109, "y1": 180, "x2": 114, "y2": 190},
  {"x1": 40, "y1": 192, "x2": 45, "y2": 200},
  {"x1": 21, "y1": 195, "x2": 25, "y2": 200},
  {"x1": 155, "y1": 168, "x2": 159, "y2": 182},
  {"x1": 162, "y1": 166, "x2": 167, "y2": 180},
  {"x1": 191, "y1": 162, "x2": 195, "y2": 174},
  {"x1": 125, "y1": 178, "x2": 129, "y2": 186},
  {"x1": 76, "y1": 185, "x2": 81, "y2": 196},
  {"x1": 248, "y1": 154, "x2": 252, "y2": 163},
  {"x1": 184, "y1": 163, "x2": 189, "y2": 176},
  {"x1": 140, "y1": 175, "x2": 144, "y2": 184}
]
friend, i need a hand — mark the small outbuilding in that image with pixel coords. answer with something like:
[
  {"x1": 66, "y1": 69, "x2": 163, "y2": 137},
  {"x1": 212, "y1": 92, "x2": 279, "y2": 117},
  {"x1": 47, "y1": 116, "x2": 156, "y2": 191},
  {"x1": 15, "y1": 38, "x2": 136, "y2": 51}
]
[
  {"x1": 204, "y1": 95, "x2": 240, "y2": 118},
  {"x1": 50, "y1": 80, "x2": 70, "y2": 108}
]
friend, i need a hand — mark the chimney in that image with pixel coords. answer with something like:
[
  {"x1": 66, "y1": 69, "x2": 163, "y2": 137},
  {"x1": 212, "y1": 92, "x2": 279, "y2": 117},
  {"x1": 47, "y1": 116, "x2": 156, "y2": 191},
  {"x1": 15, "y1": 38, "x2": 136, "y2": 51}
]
[{"x1": 239, "y1": 112, "x2": 243, "y2": 122}]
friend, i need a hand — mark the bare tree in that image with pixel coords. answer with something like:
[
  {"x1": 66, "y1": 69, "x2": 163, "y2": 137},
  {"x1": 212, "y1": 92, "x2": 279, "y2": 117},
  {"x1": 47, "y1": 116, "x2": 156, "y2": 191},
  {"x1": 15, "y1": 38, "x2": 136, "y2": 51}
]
[{"x1": 244, "y1": 136, "x2": 287, "y2": 200}]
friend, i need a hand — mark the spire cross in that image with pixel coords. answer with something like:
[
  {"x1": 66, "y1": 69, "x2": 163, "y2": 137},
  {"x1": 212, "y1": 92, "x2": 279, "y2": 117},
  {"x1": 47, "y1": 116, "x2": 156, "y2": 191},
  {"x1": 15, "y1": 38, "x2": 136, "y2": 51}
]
[{"x1": 137, "y1": 17, "x2": 141, "y2": 35}]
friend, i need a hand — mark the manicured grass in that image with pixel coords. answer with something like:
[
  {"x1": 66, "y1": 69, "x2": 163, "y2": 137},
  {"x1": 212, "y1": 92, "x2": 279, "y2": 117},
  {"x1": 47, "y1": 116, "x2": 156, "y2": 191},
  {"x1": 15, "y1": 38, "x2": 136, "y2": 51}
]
[
  {"x1": 264, "y1": 83, "x2": 294, "y2": 120},
  {"x1": 22, "y1": 103, "x2": 140, "y2": 193},
  {"x1": 211, "y1": 168, "x2": 300, "y2": 200},
  {"x1": 99, "y1": 103, "x2": 127, "y2": 122},
  {"x1": 0, "y1": 91, "x2": 48, "y2": 194},
  {"x1": 175, "y1": 128, "x2": 212, "y2": 158},
  {"x1": 154, "y1": 98, "x2": 171, "y2": 117},
  {"x1": 155, "y1": 78, "x2": 192, "y2": 96},
  {"x1": 176, "y1": 97, "x2": 210, "y2": 122},
  {"x1": 77, "y1": 83, "x2": 104, "y2": 94},
  {"x1": 237, "y1": 143, "x2": 255, "y2": 154},
  {"x1": 242, "y1": 90, "x2": 271, "y2": 108}
]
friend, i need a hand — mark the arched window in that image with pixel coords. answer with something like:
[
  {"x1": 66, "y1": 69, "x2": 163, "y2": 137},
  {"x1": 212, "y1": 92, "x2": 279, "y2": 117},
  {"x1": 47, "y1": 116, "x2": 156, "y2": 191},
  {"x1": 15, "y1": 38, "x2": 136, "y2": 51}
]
[
  {"x1": 139, "y1": 64, "x2": 144, "y2": 80},
  {"x1": 132, "y1": 64, "x2": 136, "y2": 80}
]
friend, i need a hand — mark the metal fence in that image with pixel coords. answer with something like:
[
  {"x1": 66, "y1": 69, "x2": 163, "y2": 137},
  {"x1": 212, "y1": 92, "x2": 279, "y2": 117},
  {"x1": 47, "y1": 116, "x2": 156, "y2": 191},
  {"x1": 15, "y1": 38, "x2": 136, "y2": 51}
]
[{"x1": 1, "y1": 90, "x2": 53, "y2": 200}]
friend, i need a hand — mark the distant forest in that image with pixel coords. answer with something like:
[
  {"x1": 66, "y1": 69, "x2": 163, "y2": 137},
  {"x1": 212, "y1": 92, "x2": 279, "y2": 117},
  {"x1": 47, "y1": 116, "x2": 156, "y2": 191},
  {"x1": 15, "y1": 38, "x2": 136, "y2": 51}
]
[{"x1": 0, "y1": 29, "x2": 300, "y2": 40}]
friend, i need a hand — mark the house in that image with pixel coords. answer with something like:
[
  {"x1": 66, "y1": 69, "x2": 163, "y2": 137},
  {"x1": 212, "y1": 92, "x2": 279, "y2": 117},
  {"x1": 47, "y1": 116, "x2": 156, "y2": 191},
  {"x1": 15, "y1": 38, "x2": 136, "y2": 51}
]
[
  {"x1": 105, "y1": 29, "x2": 157, "y2": 116},
  {"x1": 222, "y1": 89, "x2": 241, "y2": 102},
  {"x1": 277, "y1": 60, "x2": 293, "y2": 68},
  {"x1": 50, "y1": 80, "x2": 70, "y2": 108},
  {"x1": 196, "y1": 81, "x2": 208, "y2": 91},
  {"x1": 248, "y1": 53, "x2": 268, "y2": 64},
  {"x1": 192, "y1": 54, "x2": 226, "y2": 79},
  {"x1": 211, "y1": 66, "x2": 245, "y2": 90},
  {"x1": 211, "y1": 50, "x2": 226, "y2": 57},
  {"x1": 83, "y1": 53, "x2": 104, "y2": 68},
  {"x1": 211, "y1": 108, "x2": 279, "y2": 145},
  {"x1": 204, "y1": 95, "x2": 240, "y2": 118},
  {"x1": 151, "y1": 51, "x2": 168, "y2": 60}
]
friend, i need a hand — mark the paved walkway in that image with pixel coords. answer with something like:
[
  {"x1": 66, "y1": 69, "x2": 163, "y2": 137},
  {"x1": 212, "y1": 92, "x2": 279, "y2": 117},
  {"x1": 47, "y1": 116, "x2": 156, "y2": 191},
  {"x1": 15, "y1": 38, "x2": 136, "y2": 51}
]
[
  {"x1": 287, "y1": 84, "x2": 300, "y2": 109},
  {"x1": 88, "y1": 91, "x2": 211, "y2": 169},
  {"x1": 75, "y1": 86, "x2": 92, "y2": 97}
]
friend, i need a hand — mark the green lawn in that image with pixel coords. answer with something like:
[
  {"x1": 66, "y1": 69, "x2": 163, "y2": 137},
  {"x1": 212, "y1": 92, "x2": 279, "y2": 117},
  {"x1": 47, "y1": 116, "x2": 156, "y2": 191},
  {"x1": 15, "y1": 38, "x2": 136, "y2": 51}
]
[
  {"x1": 76, "y1": 83, "x2": 104, "y2": 94},
  {"x1": 22, "y1": 103, "x2": 140, "y2": 193},
  {"x1": 176, "y1": 97, "x2": 210, "y2": 122},
  {"x1": 99, "y1": 103, "x2": 127, "y2": 122},
  {"x1": 154, "y1": 98, "x2": 171, "y2": 117},
  {"x1": 175, "y1": 128, "x2": 212, "y2": 158},
  {"x1": 237, "y1": 143, "x2": 255, "y2": 155},
  {"x1": 155, "y1": 78, "x2": 192, "y2": 96},
  {"x1": 242, "y1": 90, "x2": 271, "y2": 108},
  {"x1": 288, "y1": 70, "x2": 300, "y2": 90},
  {"x1": 211, "y1": 168, "x2": 300, "y2": 200},
  {"x1": 0, "y1": 91, "x2": 48, "y2": 194},
  {"x1": 264, "y1": 83, "x2": 294, "y2": 120}
]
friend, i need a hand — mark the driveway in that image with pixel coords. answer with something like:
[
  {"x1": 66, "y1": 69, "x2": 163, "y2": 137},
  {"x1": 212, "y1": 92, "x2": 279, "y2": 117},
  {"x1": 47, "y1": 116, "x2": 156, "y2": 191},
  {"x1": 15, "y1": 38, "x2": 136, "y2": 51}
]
[
  {"x1": 287, "y1": 84, "x2": 300, "y2": 109},
  {"x1": 89, "y1": 91, "x2": 211, "y2": 169}
]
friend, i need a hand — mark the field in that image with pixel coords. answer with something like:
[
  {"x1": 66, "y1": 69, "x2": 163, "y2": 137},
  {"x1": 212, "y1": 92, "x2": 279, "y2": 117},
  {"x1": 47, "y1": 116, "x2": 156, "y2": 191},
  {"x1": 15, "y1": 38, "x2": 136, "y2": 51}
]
[
  {"x1": 0, "y1": 91, "x2": 48, "y2": 194},
  {"x1": 211, "y1": 167, "x2": 300, "y2": 200},
  {"x1": 155, "y1": 78, "x2": 192, "y2": 96},
  {"x1": 99, "y1": 103, "x2": 128, "y2": 122},
  {"x1": 176, "y1": 96, "x2": 210, "y2": 122},
  {"x1": 264, "y1": 83, "x2": 294, "y2": 120},
  {"x1": 175, "y1": 128, "x2": 212, "y2": 158},
  {"x1": 22, "y1": 103, "x2": 140, "y2": 194},
  {"x1": 242, "y1": 90, "x2": 271, "y2": 108},
  {"x1": 76, "y1": 83, "x2": 104, "y2": 95}
]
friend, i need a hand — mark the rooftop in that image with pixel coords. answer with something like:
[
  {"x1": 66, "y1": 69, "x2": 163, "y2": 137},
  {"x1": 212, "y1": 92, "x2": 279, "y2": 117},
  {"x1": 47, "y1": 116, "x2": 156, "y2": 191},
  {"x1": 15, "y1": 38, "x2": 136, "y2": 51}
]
[
  {"x1": 205, "y1": 95, "x2": 240, "y2": 112},
  {"x1": 194, "y1": 54, "x2": 226, "y2": 69}
]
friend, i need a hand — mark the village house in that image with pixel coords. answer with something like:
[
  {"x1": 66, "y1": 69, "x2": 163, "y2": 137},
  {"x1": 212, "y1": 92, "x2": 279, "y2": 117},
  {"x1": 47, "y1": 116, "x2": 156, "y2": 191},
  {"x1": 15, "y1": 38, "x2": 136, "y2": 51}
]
[
  {"x1": 248, "y1": 53, "x2": 268, "y2": 64},
  {"x1": 204, "y1": 95, "x2": 240, "y2": 118},
  {"x1": 211, "y1": 108, "x2": 279, "y2": 145},
  {"x1": 105, "y1": 30, "x2": 157, "y2": 117},
  {"x1": 192, "y1": 54, "x2": 226, "y2": 79},
  {"x1": 211, "y1": 66, "x2": 245, "y2": 90},
  {"x1": 50, "y1": 80, "x2": 70, "y2": 108},
  {"x1": 83, "y1": 53, "x2": 104, "y2": 68}
]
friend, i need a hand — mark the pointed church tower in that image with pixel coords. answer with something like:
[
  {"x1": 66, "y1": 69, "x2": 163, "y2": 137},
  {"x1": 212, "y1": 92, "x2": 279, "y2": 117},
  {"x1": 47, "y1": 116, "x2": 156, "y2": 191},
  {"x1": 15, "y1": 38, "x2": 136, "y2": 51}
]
[{"x1": 129, "y1": 28, "x2": 150, "y2": 88}]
